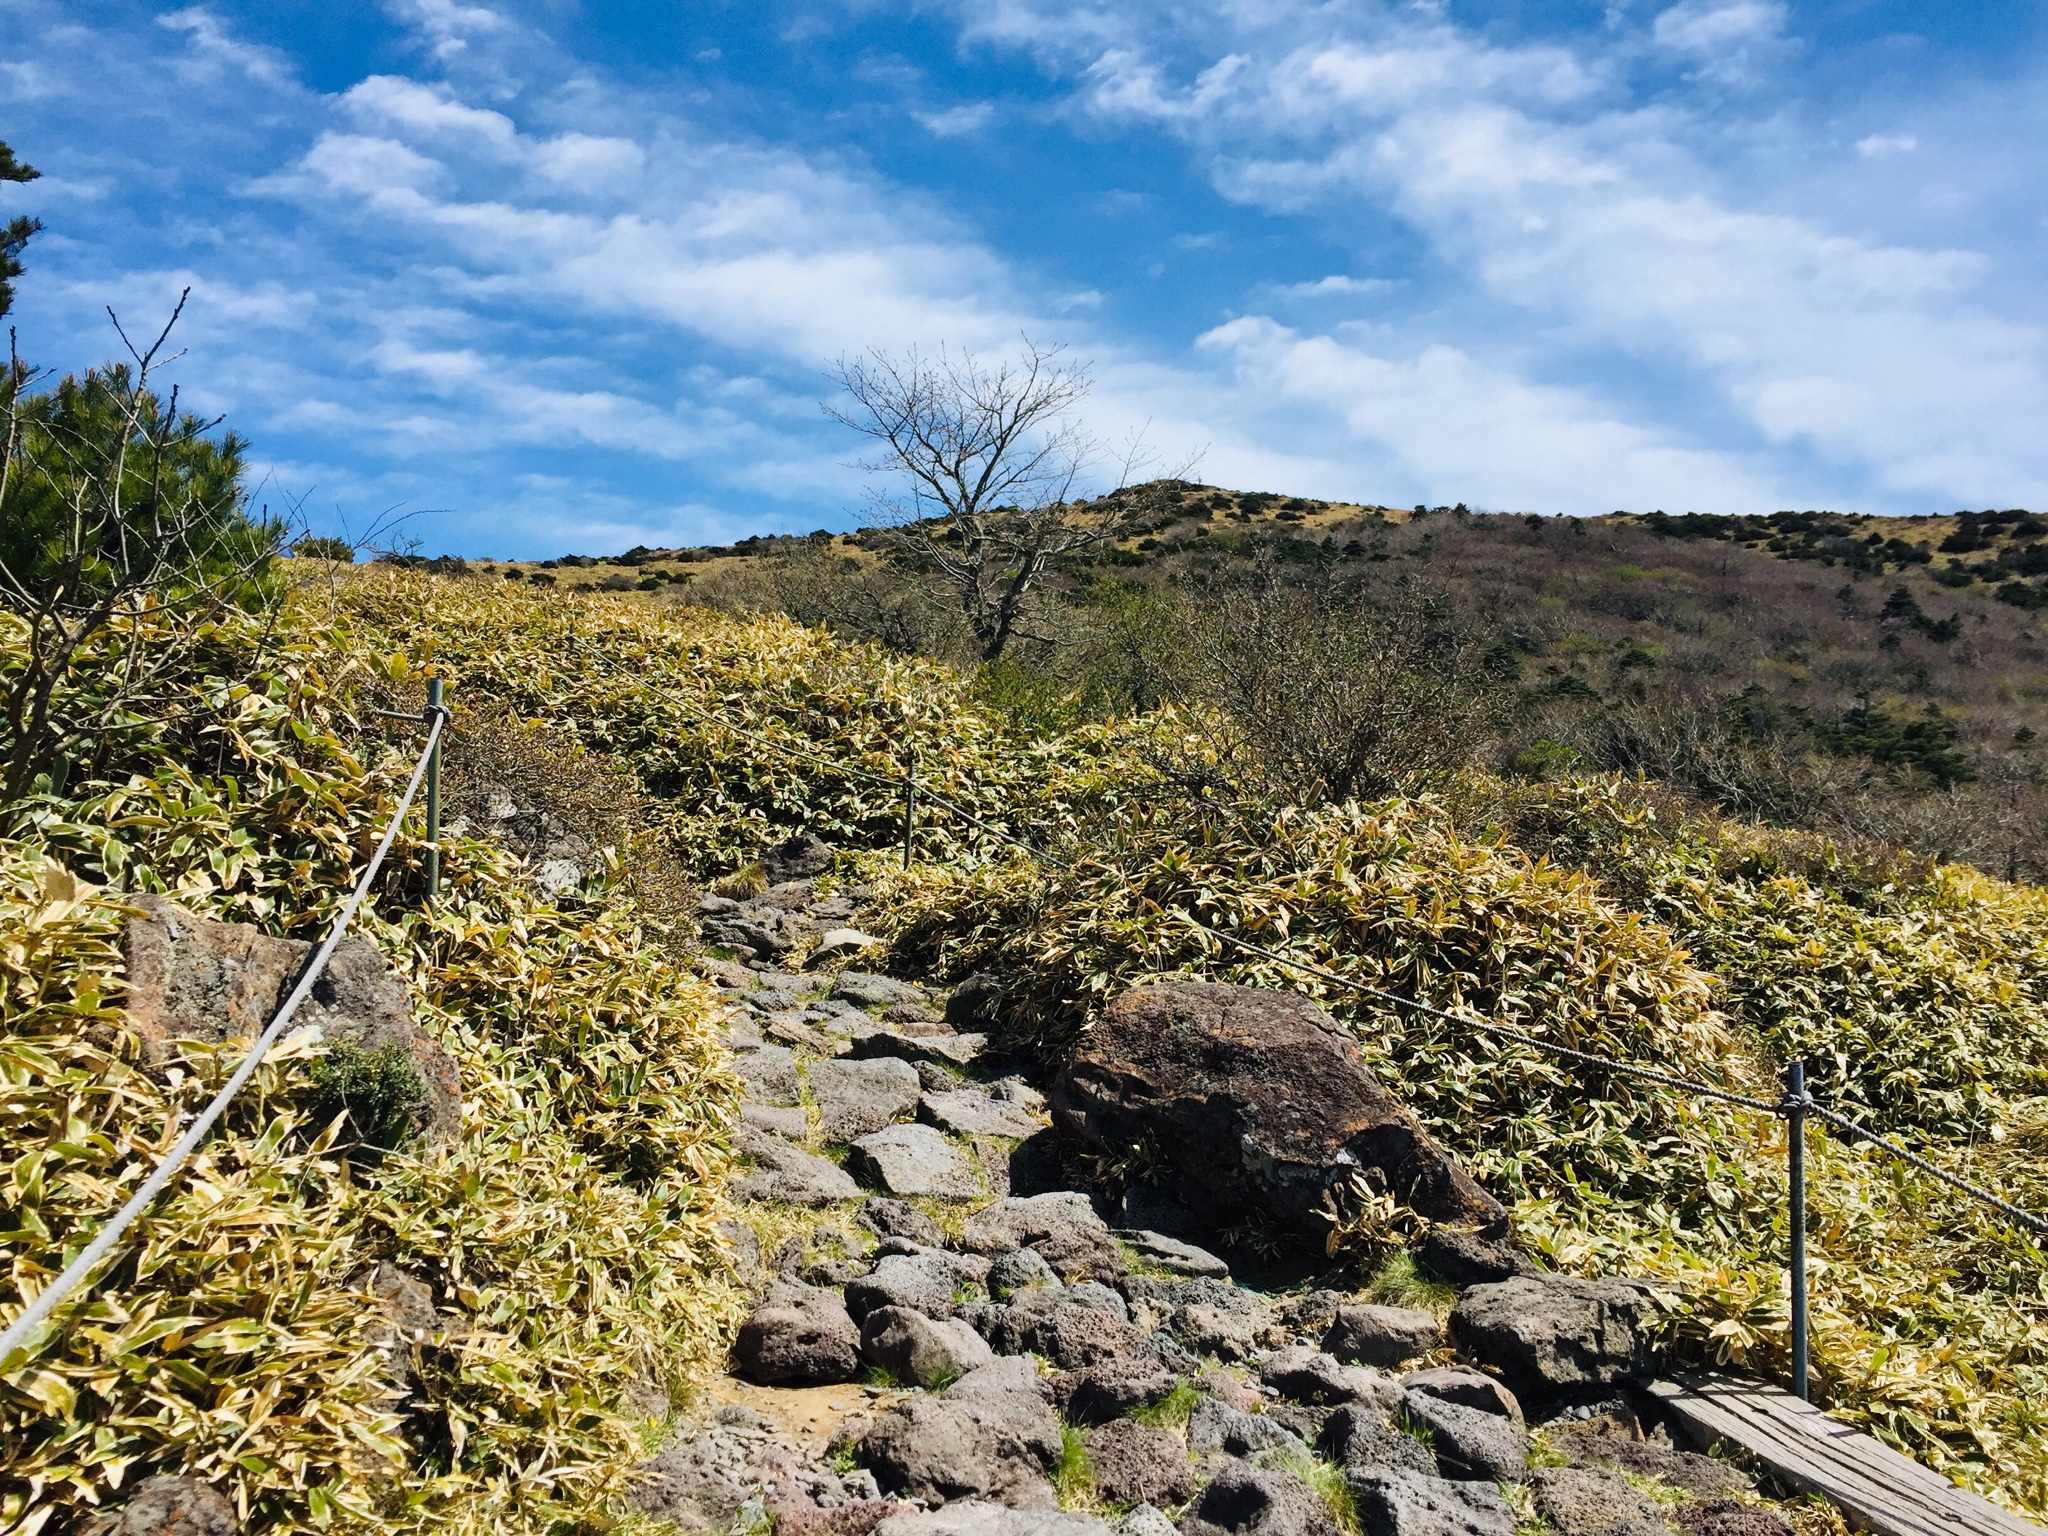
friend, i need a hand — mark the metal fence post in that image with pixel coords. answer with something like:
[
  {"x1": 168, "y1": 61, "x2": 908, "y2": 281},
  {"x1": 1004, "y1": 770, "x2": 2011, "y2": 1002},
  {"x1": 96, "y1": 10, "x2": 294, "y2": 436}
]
[
  {"x1": 903, "y1": 753, "x2": 918, "y2": 871},
  {"x1": 424, "y1": 676, "x2": 444, "y2": 901},
  {"x1": 1785, "y1": 1060, "x2": 1810, "y2": 1401}
]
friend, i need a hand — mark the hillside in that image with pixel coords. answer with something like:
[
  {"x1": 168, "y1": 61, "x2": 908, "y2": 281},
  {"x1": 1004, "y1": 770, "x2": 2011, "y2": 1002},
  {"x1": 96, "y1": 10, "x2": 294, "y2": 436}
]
[
  {"x1": 8, "y1": 571, "x2": 2048, "y2": 1531},
  {"x1": 462, "y1": 491, "x2": 2048, "y2": 883}
]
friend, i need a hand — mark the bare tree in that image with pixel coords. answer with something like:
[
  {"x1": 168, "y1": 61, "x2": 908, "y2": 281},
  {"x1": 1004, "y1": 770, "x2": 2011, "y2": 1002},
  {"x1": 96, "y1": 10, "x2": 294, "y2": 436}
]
[
  {"x1": 826, "y1": 338, "x2": 1178, "y2": 662},
  {"x1": 0, "y1": 294, "x2": 283, "y2": 806}
]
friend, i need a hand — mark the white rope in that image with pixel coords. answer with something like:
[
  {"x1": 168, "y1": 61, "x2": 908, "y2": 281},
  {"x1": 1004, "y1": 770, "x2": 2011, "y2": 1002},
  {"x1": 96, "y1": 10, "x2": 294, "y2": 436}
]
[{"x1": 0, "y1": 710, "x2": 447, "y2": 1369}]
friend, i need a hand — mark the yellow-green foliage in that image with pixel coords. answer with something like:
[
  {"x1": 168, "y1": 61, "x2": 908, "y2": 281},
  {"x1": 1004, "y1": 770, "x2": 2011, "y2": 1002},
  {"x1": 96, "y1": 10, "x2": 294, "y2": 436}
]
[
  {"x1": 2, "y1": 598, "x2": 741, "y2": 1535},
  {"x1": 9, "y1": 571, "x2": 2048, "y2": 1528},
  {"x1": 884, "y1": 786, "x2": 2048, "y2": 1517}
]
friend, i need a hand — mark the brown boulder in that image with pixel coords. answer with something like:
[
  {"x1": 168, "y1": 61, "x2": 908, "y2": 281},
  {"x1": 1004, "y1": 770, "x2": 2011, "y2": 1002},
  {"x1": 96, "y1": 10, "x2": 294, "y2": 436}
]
[
  {"x1": 124, "y1": 896, "x2": 459, "y2": 1143},
  {"x1": 1050, "y1": 983, "x2": 1502, "y2": 1249}
]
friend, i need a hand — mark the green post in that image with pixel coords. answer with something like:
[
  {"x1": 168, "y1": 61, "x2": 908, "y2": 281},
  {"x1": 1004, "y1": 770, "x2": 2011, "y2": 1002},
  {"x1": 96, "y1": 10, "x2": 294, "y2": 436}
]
[
  {"x1": 425, "y1": 676, "x2": 444, "y2": 901},
  {"x1": 1786, "y1": 1060, "x2": 1809, "y2": 1401}
]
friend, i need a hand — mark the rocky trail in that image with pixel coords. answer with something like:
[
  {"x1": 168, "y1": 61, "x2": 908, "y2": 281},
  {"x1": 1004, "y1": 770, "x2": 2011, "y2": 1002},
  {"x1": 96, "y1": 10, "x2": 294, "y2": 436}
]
[{"x1": 644, "y1": 834, "x2": 1829, "y2": 1536}]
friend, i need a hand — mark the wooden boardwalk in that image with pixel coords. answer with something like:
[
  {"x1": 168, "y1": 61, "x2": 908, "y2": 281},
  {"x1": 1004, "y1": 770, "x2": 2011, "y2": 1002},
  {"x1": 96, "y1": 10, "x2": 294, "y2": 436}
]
[{"x1": 1645, "y1": 1375, "x2": 2042, "y2": 1536}]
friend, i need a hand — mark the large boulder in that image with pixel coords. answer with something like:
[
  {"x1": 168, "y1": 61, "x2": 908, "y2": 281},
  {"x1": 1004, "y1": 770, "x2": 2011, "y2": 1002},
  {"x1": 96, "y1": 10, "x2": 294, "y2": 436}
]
[
  {"x1": 1318, "y1": 1405, "x2": 1437, "y2": 1479},
  {"x1": 963, "y1": 1193, "x2": 1127, "y2": 1284},
  {"x1": 859, "y1": 1359, "x2": 1063, "y2": 1506},
  {"x1": 1050, "y1": 983, "x2": 1503, "y2": 1251},
  {"x1": 1260, "y1": 1345, "x2": 1401, "y2": 1410},
  {"x1": 1058, "y1": 1354, "x2": 1179, "y2": 1425},
  {"x1": 849, "y1": 1125, "x2": 981, "y2": 1200},
  {"x1": 1180, "y1": 1463, "x2": 1340, "y2": 1536},
  {"x1": 1085, "y1": 1419, "x2": 1197, "y2": 1507},
  {"x1": 1398, "y1": 1393, "x2": 1526, "y2": 1482},
  {"x1": 733, "y1": 1127, "x2": 863, "y2": 1205},
  {"x1": 861, "y1": 1305, "x2": 997, "y2": 1387},
  {"x1": 981, "y1": 1286, "x2": 1144, "y2": 1369},
  {"x1": 1325, "y1": 1306, "x2": 1441, "y2": 1368},
  {"x1": 812, "y1": 1058, "x2": 924, "y2": 1141},
  {"x1": 124, "y1": 896, "x2": 460, "y2": 1143},
  {"x1": 1448, "y1": 1276, "x2": 1663, "y2": 1401},
  {"x1": 1185, "y1": 1395, "x2": 1305, "y2": 1458},
  {"x1": 1398, "y1": 1369, "x2": 1521, "y2": 1428},
  {"x1": 846, "y1": 1251, "x2": 986, "y2": 1323},
  {"x1": 735, "y1": 1281, "x2": 862, "y2": 1385}
]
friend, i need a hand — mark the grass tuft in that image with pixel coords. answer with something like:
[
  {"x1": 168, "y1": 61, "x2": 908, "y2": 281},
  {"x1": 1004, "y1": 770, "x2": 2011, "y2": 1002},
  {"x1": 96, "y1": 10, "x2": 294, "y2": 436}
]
[
  {"x1": 1129, "y1": 1380, "x2": 1202, "y2": 1431},
  {"x1": 1371, "y1": 1249, "x2": 1459, "y2": 1320},
  {"x1": 1052, "y1": 1422, "x2": 1095, "y2": 1508}
]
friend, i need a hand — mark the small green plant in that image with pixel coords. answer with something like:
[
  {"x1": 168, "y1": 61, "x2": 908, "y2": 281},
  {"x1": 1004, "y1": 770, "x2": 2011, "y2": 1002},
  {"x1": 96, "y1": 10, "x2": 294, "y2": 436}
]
[
  {"x1": 1130, "y1": 1380, "x2": 1201, "y2": 1431},
  {"x1": 862, "y1": 1362, "x2": 910, "y2": 1390},
  {"x1": 308, "y1": 1040, "x2": 427, "y2": 1159},
  {"x1": 1500, "y1": 1480, "x2": 1550, "y2": 1536},
  {"x1": 1393, "y1": 1404, "x2": 1436, "y2": 1448},
  {"x1": 1052, "y1": 1422, "x2": 1094, "y2": 1508},
  {"x1": 1372, "y1": 1249, "x2": 1459, "y2": 1320},
  {"x1": 830, "y1": 1442, "x2": 861, "y2": 1476},
  {"x1": 1522, "y1": 1432, "x2": 1569, "y2": 1469},
  {"x1": 1276, "y1": 1448, "x2": 1359, "y2": 1536}
]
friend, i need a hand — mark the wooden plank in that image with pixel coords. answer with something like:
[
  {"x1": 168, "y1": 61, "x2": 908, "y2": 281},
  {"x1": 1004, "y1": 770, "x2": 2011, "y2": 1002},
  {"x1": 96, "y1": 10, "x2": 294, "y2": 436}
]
[{"x1": 1644, "y1": 1375, "x2": 2042, "y2": 1536}]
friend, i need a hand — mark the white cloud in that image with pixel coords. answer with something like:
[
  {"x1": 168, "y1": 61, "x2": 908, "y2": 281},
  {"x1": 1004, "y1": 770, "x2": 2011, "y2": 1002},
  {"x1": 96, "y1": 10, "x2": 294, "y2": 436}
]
[
  {"x1": 914, "y1": 102, "x2": 997, "y2": 136},
  {"x1": 1270, "y1": 275, "x2": 1397, "y2": 299},
  {"x1": 1857, "y1": 133, "x2": 1918, "y2": 158}
]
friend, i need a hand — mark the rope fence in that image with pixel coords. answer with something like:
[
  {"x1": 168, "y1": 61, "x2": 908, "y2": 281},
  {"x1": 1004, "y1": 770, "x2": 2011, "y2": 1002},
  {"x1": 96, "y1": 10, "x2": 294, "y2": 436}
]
[{"x1": 0, "y1": 694, "x2": 450, "y2": 1371}]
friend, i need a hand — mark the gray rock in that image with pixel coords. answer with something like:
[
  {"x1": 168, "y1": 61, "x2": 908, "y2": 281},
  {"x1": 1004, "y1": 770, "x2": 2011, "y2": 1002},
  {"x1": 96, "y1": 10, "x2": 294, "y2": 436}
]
[
  {"x1": 735, "y1": 1281, "x2": 862, "y2": 1385},
  {"x1": 1117, "y1": 1229, "x2": 1230, "y2": 1278},
  {"x1": 803, "y1": 1258, "x2": 872, "y2": 1287},
  {"x1": 981, "y1": 1287, "x2": 1145, "y2": 1368},
  {"x1": 835, "y1": 972, "x2": 929, "y2": 1008},
  {"x1": 97, "y1": 1476, "x2": 237, "y2": 1536},
  {"x1": 742, "y1": 1104, "x2": 810, "y2": 1140},
  {"x1": 735, "y1": 1046, "x2": 801, "y2": 1107},
  {"x1": 921, "y1": 1088, "x2": 1044, "y2": 1139},
  {"x1": 1086, "y1": 1419, "x2": 1197, "y2": 1506},
  {"x1": 124, "y1": 895, "x2": 462, "y2": 1144},
  {"x1": 763, "y1": 832, "x2": 836, "y2": 882},
  {"x1": 849, "y1": 1124, "x2": 981, "y2": 1201},
  {"x1": 963, "y1": 1193, "x2": 1127, "y2": 1284},
  {"x1": 1118, "y1": 1186, "x2": 1199, "y2": 1237},
  {"x1": 733, "y1": 1127, "x2": 862, "y2": 1205},
  {"x1": 1345, "y1": 1469, "x2": 1515, "y2": 1536},
  {"x1": 1262, "y1": 1346, "x2": 1402, "y2": 1410},
  {"x1": 716, "y1": 1218, "x2": 764, "y2": 1283},
  {"x1": 1524, "y1": 1467, "x2": 1668, "y2": 1536},
  {"x1": 1167, "y1": 1281, "x2": 1282, "y2": 1361},
  {"x1": 858, "y1": 1196, "x2": 947, "y2": 1247},
  {"x1": 1051, "y1": 983, "x2": 1505, "y2": 1261},
  {"x1": 1399, "y1": 1369, "x2": 1522, "y2": 1428},
  {"x1": 1114, "y1": 1506, "x2": 1180, "y2": 1536},
  {"x1": 1400, "y1": 1392, "x2": 1527, "y2": 1481},
  {"x1": 1544, "y1": 1424, "x2": 1752, "y2": 1497},
  {"x1": 1325, "y1": 1306, "x2": 1441, "y2": 1368},
  {"x1": 876, "y1": 1505, "x2": 1111, "y2": 1536},
  {"x1": 859, "y1": 1359, "x2": 1063, "y2": 1505},
  {"x1": 1412, "y1": 1229, "x2": 1533, "y2": 1288},
  {"x1": 1181, "y1": 1462, "x2": 1341, "y2": 1536},
  {"x1": 1281, "y1": 1291, "x2": 1347, "y2": 1336},
  {"x1": 726, "y1": 1014, "x2": 766, "y2": 1050},
  {"x1": 812, "y1": 1057, "x2": 924, "y2": 1141},
  {"x1": 1060, "y1": 1354, "x2": 1179, "y2": 1425},
  {"x1": 628, "y1": 1432, "x2": 752, "y2": 1530},
  {"x1": 1185, "y1": 1395, "x2": 1305, "y2": 1458},
  {"x1": 1140, "y1": 1330, "x2": 1201, "y2": 1374},
  {"x1": 989, "y1": 1076, "x2": 1046, "y2": 1110},
  {"x1": 988, "y1": 1246, "x2": 1062, "y2": 1298},
  {"x1": 862, "y1": 1304, "x2": 998, "y2": 1386},
  {"x1": 1448, "y1": 1277, "x2": 1663, "y2": 1401},
  {"x1": 851, "y1": 1027, "x2": 989, "y2": 1070},
  {"x1": 1318, "y1": 1404, "x2": 1438, "y2": 1479},
  {"x1": 846, "y1": 1252, "x2": 986, "y2": 1323}
]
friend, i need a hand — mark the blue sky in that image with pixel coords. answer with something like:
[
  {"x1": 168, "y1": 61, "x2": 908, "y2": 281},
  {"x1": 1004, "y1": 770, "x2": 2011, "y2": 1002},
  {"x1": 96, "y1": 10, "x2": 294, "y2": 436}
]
[{"x1": 3, "y1": 1, "x2": 2046, "y2": 558}]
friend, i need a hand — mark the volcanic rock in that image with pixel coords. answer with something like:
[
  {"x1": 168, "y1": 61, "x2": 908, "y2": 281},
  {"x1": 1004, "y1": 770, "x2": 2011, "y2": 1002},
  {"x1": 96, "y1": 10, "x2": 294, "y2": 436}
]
[{"x1": 1050, "y1": 983, "x2": 1503, "y2": 1254}]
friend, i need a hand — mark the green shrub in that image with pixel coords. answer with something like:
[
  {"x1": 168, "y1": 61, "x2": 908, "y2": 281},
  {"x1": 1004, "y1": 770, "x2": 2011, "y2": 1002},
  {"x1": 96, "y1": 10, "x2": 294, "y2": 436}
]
[{"x1": 309, "y1": 1039, "x2": 428, "y2": 1158}]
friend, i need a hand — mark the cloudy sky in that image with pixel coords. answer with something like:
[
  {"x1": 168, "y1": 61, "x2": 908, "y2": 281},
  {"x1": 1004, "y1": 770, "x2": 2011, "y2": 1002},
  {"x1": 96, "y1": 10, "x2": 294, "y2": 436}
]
[{"x1": 3, "y1": 2, "x2": 2045, "y2": 557}]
